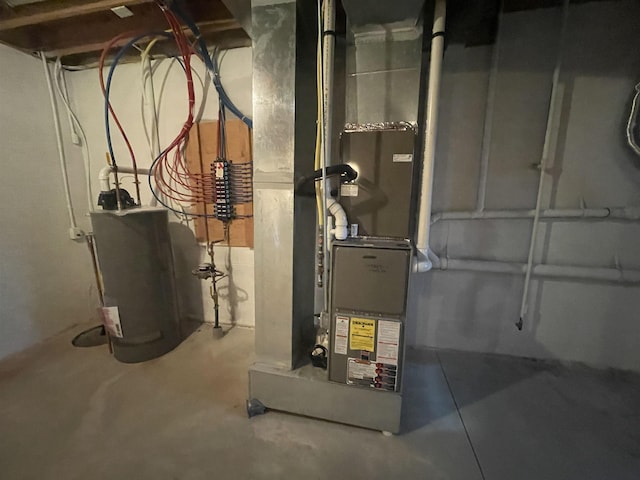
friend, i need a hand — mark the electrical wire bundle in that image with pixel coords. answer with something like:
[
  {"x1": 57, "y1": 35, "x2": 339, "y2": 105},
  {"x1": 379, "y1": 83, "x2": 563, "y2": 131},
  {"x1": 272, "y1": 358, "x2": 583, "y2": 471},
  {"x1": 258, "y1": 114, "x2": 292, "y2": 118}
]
[{"x1": 100, "y1": 0, "x2": 251, "y2": 218}]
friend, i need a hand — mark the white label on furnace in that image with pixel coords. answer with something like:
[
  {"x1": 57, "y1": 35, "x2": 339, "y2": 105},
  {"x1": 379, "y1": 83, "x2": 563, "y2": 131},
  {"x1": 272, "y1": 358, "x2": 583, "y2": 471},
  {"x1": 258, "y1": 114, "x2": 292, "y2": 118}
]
[
  {"x1": 334, "y1": 316, "x2": 349, "y2": 355},
  {"x1": 101, "y1": 306, "x2": 124, "y2": 338},
  {"x1": 347, "y1": 358, "x2": 377, "y2": 382},
  {"x1": 376, "y1": 320, "x2": 400, "y2": 366},
  {"x1": 340, "y1": 183, "x2": 359, "y2": 197},
  {"x1": 393, "y1": 153, "x2": 413, "y2": 163}
]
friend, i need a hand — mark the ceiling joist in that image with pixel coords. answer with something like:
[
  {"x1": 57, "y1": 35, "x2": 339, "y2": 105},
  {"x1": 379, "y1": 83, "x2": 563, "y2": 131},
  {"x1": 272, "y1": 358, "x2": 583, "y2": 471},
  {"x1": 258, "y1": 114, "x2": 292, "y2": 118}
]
[
  {"x1": 0, "y1": 0, "x2": 152, "y2": 31},
  {"x1": 0, "y1": 0, "x2": 250, "y2": 64}
]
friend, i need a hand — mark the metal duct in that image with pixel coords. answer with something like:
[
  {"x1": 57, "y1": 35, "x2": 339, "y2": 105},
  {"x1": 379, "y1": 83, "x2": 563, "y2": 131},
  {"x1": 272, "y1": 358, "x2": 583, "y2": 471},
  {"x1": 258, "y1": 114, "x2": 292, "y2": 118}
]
[
  {"x1": 221, "y1": 0, "x2": 252, "y2": 38},
  {"x1": 341, "y1": 0, "x2": 426, "y2": 29},
  {"x1": 251, "y1": 0, "x2": 318, "y2": 369},
  {"x1": 342, "y1": 0, "x2": 426, "y2": 125}
]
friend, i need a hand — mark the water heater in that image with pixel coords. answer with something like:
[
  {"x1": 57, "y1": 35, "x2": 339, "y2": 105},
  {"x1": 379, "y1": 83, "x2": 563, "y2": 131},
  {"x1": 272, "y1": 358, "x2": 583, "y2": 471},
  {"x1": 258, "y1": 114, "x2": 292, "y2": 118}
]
[{"x1": 90, "y1": 208, "x2": 182, "y2": 363}]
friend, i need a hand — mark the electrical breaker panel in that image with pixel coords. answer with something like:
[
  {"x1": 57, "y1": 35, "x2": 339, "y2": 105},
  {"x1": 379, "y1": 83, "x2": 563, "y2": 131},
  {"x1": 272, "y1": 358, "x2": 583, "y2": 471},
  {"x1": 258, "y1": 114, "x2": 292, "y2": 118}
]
[{"x1": 328, "y1": 239, "x2": 411, "y2": 392}]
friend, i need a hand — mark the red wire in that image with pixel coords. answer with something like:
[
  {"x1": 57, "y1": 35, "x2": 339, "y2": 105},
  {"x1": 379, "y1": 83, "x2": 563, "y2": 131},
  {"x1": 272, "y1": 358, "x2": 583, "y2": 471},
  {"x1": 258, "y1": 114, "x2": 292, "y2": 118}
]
[{"x1": 100, "y1": 2, "x2": 217, "y2": 212}]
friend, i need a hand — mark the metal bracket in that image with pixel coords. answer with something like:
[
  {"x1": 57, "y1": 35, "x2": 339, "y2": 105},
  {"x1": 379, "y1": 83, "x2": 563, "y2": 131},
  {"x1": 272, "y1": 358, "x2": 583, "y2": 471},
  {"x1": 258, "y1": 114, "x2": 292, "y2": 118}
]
[{"x1": 246, "y1": 398, "x2": 267, "y2": 418}]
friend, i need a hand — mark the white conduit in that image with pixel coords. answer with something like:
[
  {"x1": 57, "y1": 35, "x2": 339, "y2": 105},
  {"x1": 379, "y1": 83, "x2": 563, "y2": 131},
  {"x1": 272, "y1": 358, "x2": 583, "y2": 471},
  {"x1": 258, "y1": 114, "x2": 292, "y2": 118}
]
[
  {"x1": 430, "y1": 256, "x2": 640, "y2": 285},
  {"x1": 415, "y1": 0, "x2": 446, "y2": 272},
  {"x1": 320, "y1": 0, "x2": 337, "y2": 312},
  {"x1": 431, "y1": 207, "x2": 640, "y2": 223},
  {"x1": 41, "y1": 52, "x2": 79, "y2": 234},
  {"x1": 518, "y1": 0, "x2": 569, "y2": 330},
  {"x1": 53, "y1": 59, "x2": 94, "y2": 213},
  {"x1": 140, "y1": 45, "x2": 160, "y2": 207},
  {"x1": 476, "y1": 3, "x2": 502, "y2": 213}
]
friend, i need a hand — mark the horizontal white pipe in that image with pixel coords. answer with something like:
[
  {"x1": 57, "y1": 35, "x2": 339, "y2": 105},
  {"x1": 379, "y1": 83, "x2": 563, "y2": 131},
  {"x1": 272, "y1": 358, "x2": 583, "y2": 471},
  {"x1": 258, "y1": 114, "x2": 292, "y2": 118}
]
[
  {"x1": 327, "y1": 198, "x2": 348, "y2": 240},
  {"x1": 99, "y1": 165, "x2": 150, "y2": 192},
  {"x1": 415, "y1": 0, "x2": 446, "y2": 273},
  {"x1": 432, "y1": 257, "x2": 640, "y2": 284},
  {"x1": 431, "y1": 207, "x2": 640, "y2": 223}
]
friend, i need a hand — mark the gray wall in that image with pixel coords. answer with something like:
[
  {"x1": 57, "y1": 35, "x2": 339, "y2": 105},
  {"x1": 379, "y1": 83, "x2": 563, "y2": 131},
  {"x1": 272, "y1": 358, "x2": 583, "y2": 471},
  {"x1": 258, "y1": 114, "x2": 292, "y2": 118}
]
[
  {"x1": 0, "y1": 45, "x2": 97, "y2": 360},
  {"x1": 408, "y1": 0, "x2": 640, "y2": 372}
]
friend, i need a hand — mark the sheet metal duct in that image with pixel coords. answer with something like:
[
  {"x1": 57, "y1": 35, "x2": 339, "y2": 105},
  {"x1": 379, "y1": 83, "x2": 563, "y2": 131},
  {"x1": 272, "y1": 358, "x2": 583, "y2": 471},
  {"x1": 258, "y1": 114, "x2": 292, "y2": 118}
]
[
  {"x1": 343, "y1": 0, "x2": 426, "y2": 125},
  {"x1": 250, "y1": 0, "x2": 318, "y2": 368},
  {"x1": 221, "y1": 0, "x2": 252, "y2": 38},
  {"x1": 248, "y1": 0, "x2": 406, "y2": 433},
  {"x1": 341, "y1": 0, "x2": 426, "y2": 29}
]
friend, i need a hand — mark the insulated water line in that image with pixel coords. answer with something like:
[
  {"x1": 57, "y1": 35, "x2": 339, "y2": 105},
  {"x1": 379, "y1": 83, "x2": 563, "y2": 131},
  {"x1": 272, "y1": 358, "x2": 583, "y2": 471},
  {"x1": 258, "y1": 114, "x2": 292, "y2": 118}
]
[
  {"x1": 517, "y1": 0, "x2": 569, "y2": 330},
  {"x1": 414, "y1": 0, "x2": 446, "y2": 272}
]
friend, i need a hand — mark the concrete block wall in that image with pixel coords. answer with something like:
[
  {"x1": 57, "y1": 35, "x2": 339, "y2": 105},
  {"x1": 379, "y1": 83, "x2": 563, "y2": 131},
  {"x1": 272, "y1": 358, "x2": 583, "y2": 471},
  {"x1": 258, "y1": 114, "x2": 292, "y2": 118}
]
[{"x1": 407, "y1": 0, "x2": 640, "y2": 372}]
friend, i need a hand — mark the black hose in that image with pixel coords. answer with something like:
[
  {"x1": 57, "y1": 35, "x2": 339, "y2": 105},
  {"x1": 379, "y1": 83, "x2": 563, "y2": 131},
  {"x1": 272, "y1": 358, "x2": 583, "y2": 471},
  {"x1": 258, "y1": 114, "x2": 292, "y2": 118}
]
[{"x1": 295, "y1": 164, "x2": 358, "y2": 195}]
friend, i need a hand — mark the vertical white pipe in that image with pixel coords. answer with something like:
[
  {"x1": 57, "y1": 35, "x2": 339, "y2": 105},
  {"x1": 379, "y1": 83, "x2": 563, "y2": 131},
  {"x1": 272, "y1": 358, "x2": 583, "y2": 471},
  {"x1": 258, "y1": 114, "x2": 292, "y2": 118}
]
[
  {"x1": 517, "y1": 0, "x2": 569, "y2": 330},
  {"x1": 321, "y1": 0, "x2": 335, "y2": 310},
  {"x1": 415, "y1": 0, "x2": 446, "y2": 272},
  {"x1": 476, "y1": 2, "x2": 502, "y2": 213},
  {"x1": 41, "y1": 52, "x2": 78, "y2": 232},
  {"x1": 53, "y1": 59, "x2": 94, "y2": 213},
  {"x1": 141, "y1": 53, "x2": 160, "y2": 207}
]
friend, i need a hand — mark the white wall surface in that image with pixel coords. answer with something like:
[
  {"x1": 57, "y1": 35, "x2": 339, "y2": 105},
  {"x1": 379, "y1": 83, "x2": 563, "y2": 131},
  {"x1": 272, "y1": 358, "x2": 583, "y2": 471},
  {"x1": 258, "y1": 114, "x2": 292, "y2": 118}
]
[
  {"x1": 408, "y1": 0, "x2": 640, "y2": 372},
  {"x1": 0, "y1": 45, "x2": 97, "y2": 360},
  {"x1": 65, "y1": 48, "x2": 255, "y2": 327}
]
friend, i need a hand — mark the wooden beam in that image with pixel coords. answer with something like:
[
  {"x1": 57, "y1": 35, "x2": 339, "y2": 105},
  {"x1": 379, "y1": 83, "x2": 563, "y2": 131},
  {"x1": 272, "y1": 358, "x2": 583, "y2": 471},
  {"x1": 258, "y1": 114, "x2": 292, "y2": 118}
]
[
  {"x1": 0, "y1": 0, "x2": 152, "y2": 31},
  {"x1": 57, "y1": 27, "x2": 250, "y2": 66},
  {"x1": 47, "y1": 19, "x2": 241, "y2": 58}
]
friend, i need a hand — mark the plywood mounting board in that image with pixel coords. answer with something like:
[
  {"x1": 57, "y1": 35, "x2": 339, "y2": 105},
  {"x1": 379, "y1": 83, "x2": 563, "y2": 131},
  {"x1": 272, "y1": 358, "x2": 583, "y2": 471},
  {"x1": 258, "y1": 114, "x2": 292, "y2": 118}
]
[{"x1": 185, "y1": 119, "x2": 253, "y2": 248}]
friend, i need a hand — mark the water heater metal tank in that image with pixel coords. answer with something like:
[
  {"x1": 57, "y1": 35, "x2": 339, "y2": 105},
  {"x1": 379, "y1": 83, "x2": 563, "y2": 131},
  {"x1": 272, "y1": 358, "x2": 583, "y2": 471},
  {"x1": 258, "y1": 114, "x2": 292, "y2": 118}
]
[{"x1": 91, "y1": 208, "x2": 182, "y2": 363}]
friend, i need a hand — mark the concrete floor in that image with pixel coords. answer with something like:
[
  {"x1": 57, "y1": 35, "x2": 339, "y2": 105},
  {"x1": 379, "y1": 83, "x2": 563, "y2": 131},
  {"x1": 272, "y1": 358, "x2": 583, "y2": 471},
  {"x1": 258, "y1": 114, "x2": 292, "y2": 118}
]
[{"x1": 1, "y1": 325, "x2": 639, "y2": 480}]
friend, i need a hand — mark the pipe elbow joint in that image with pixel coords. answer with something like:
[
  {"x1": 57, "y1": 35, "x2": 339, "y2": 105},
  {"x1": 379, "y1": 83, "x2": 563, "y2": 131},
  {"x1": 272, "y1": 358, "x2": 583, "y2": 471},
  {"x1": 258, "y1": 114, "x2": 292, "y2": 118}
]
[
  {"x1": 327, "y1": 198, "x2": 348, "y2": 240},
  {"x1": 99, "y1": 166, "x2": 115, "y2": 192},
  {"x1": 413, "y1": 250, "x2": 433, "y2": 273}
]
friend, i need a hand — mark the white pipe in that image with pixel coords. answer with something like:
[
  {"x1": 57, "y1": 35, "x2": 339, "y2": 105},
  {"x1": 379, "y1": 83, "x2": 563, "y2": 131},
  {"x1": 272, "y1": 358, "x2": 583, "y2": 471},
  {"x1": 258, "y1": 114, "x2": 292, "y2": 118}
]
[
  {"x1": 415, "y1": 0, "x2": 446, "y2": 273},
  {"x1": 140, "y1": 47, "x2": 160, "y2": 207},
  {"x1": 320, "y1": 0, "x2": 336, "y2": 312},
  {"x1": 99, "y1": 165, "x2": 150, "y2": 193},
  {"x1": 476, "y1": 3, "x2": 502, "y2": 213},
  {"x1": 327, "y1": 198, "x2": 348, "y2": 240},
  {"x1": 53, "y1": 59, "x2": 94, "y2": 213},
  {"x1": 518, "y1": 0, "x2": 569, "y2": 330},
  {"x1": 41, "y1": 52, "x2": 79, "y2": 235},
  {"x1": 626, "y1": 81, "x2": 640, "y2": 157},
  {"x1": 432, "y1": 256, "x2": 640, "y2": 285},
  {"x1": 431, "y1": 206, "x2": 640, "y2": 223}
]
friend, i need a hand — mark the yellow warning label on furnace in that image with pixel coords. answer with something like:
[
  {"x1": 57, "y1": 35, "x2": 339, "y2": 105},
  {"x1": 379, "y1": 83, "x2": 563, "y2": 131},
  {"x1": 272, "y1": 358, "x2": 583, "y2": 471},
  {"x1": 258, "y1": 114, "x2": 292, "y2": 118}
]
[{"x1": 349, "y1": 318, "x2": 376, "y2": 352}]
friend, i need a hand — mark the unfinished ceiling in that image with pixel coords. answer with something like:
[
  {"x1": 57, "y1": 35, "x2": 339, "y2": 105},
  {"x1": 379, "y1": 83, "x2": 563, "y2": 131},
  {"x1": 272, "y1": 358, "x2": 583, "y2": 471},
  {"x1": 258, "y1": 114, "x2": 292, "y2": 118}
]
[
  {"x1": 0, "y1": 0, "x2": 604, "y2": 65},
  {"x1": 0, "y1": 0, "x2": 251, "y2": 65}
]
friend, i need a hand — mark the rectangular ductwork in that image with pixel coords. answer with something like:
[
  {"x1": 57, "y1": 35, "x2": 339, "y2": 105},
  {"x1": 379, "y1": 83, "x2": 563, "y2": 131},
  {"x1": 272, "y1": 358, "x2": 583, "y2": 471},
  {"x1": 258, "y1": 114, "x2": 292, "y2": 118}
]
[
  {"x1": 341, "y1": 0, "x2": 426, "y2": 29},
  {"x1": 342, "y1": 0, "x2": 427, "y2": 125}
]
